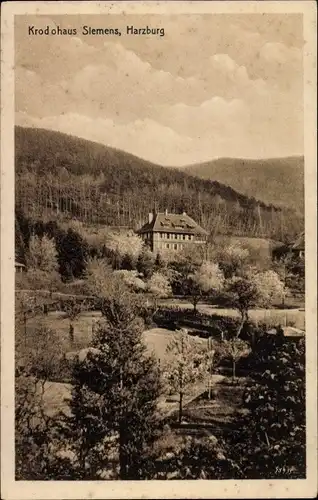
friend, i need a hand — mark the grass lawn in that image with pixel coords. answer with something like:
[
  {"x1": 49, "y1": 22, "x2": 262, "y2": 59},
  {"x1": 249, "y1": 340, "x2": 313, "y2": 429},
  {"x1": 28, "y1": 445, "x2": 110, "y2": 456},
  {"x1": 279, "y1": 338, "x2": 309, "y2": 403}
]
[
  {"x1": 143, "y1": 327, "x2": 207, "y2": 361},
  {"x1": 183, "y1": 377, "x2": 250, "y2": 423},
  {"x1": 26, "y1": 311, "x2": 101, "y2": 351}
]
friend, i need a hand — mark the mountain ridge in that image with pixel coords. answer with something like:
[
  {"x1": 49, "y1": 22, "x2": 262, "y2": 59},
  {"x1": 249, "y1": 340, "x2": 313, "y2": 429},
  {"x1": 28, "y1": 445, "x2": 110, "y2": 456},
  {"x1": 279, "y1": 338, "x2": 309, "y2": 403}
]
[
  {"x1": 15, "y1": 126, "x2": 303, "y2": 240},
  {"x1": 182, "y1": 156, "x2": 304, "y2": 213}
]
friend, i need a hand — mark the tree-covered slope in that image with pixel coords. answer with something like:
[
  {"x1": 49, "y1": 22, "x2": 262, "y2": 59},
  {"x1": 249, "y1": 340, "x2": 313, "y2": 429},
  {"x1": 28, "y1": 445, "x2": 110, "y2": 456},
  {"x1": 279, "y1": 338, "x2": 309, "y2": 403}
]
[
  {"x1": 183, "y1": 156, "x2": 304, "y2": 213},
  {"x1": 15, "y1": 126, "x2": 303, "y2": 241}
]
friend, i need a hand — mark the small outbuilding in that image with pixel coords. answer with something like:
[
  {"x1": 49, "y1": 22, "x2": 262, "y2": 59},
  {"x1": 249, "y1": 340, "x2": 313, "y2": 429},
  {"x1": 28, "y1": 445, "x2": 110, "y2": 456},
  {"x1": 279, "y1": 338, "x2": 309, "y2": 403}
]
[
  {"x1": 291, "y1": 233, "x2": 305, "y2": 259},
  {"x1": 15, "y1": 261, "x2": 26, "y2": 273}
]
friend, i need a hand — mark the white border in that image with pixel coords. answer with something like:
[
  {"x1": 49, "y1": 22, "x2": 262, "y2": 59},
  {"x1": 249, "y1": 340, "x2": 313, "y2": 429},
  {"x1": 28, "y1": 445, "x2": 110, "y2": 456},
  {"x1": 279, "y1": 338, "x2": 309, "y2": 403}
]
[{"x1": 1, "y1": 2, "x2": 317, "y2": 499}]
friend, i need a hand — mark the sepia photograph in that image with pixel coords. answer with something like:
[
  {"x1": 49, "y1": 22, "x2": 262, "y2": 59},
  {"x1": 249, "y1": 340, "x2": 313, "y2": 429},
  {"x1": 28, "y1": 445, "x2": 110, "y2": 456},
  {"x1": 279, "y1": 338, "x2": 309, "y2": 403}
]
[{"x1": 1, "y1": 1, "x2": 317, "y2": 498}]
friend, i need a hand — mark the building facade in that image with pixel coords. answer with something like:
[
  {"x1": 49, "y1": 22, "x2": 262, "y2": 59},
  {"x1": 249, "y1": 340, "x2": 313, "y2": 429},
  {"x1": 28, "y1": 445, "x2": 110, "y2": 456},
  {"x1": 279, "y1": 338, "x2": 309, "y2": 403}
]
[{"x1": 136, "y1": 209, "x2": 208, "y2": 254}]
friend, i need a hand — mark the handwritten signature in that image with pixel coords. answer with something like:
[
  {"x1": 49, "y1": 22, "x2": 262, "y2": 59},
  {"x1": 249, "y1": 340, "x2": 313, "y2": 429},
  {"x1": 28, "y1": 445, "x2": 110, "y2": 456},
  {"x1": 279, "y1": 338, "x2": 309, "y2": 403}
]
[{"x1": 275, "y1": 465, "x2": 295, "y2": 476}]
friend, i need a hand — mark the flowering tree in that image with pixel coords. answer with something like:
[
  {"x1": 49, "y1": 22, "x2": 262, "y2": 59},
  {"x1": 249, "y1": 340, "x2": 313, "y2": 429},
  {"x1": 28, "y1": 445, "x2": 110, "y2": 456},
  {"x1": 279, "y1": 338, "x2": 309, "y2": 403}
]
[
  {"x1": 226, "y1": 271, "x2": 285, "y2": 337},
  {"x1": 217, "y1": 339, "x2": 251, "y2": 381},
  {"x1": 194, "y1": 262, "x2": 224, "y2": 293},
  {"x1": 163, "y1": 329, "x2": 208, "y2": 423},
  {"x1": 252, "y1": 270, "x2": 285, "y2": 308},
  {"x1": 85, "y1": 257, "x2": 113, "y2": 297},
  {"x1": 187, "y1": 262, "x2": 224, "y2": 313},
  {"x1": 217, "y1": 244, "x2": 250, "y2": 279},
  {"x1": 105, "y1": 232, "x2": 144, "y2": 268},
  {"x1": 147, "y1": 272, "x2": 172, "y2": 308},
  {"x1": 114, "y1": 270, "x2": 146, "y2": 293},
  {"x1": 28, "y1": 234, "x2": 58, "y2": 273}
]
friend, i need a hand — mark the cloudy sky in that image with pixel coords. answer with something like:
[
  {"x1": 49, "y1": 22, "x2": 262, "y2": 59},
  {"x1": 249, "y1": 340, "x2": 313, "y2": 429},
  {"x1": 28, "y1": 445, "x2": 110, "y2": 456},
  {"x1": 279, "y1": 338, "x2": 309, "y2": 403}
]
[{"x1": 15, "y1": 14, "x2": 303, "y2": 166}]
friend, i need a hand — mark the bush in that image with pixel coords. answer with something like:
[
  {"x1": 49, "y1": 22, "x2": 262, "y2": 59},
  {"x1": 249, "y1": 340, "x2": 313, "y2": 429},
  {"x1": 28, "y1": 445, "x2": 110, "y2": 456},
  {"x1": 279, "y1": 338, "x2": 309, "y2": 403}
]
[{"x1": 230, "y1": 339, "x2": 305, "y2": 478}]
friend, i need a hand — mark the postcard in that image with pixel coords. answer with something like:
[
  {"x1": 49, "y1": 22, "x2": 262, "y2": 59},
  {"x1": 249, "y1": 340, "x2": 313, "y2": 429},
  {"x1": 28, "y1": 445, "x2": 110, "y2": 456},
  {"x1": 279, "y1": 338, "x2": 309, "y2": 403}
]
[{"x1": 1, "y1": 1, "x2": 317, "y2": 499}]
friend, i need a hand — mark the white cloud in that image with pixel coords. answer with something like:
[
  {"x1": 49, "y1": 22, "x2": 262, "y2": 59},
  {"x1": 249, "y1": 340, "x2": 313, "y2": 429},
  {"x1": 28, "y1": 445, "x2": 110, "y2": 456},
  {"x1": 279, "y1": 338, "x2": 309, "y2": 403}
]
[
  {"x1": 15, "y1": 15, "x2": 304, "y2": 162},
  {"x1": 156, "y1": 96, "x2": 249, "y2": 140}
]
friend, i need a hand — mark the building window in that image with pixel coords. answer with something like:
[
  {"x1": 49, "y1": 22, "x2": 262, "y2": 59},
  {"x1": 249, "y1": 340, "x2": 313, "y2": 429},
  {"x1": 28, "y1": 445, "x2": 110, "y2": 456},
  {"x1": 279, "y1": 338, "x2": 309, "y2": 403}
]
[
  {"x1": 175, "y1": 234, "x2": 178, "y2": 239},
  {"x1": 166, "y1": 243, "x2": 170, "y2": 249},
  {"x1": 183, "y1": 234, "x2": 186, "y2": 240},
  {"x1": 174, "y1": 244, "x2": 178, "y2": 250},
  {"x1": 167, "y1": 234, "x2": 170, "y2": 239}
]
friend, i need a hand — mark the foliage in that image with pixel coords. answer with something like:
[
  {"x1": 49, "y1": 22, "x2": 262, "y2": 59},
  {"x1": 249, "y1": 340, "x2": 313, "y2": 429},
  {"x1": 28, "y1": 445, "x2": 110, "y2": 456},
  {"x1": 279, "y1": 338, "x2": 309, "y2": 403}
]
[
  {"x1": 226, "y1": 276, "x2": 258, "y2": 322},
  {"x1": 192, "y1": 261, "x2": 224, "y2": 293},
  {"x1": 85, "y1": 257, "x2": 113, "y2": 297},
  {"x1": 28, "y1": 234, "x2": 59, "y2": 273},
  {"x1": 163, "y1": 329, "x2": 208, "y2": 423},
  {"x1": 252, "y1": 270, "x2": 285, "y2": 308},
  {"x1": 147, "y1": 272, "x2": 172, "y2": 301},
  {"x1": 230, "y1": 339, "x2": 306, "y2": 478},
  {"x1": 16, "y1": 213, "x2": 89, "y2": 280},
  {"x1": 226, "y1": 271, "x2": 284, "y2": 336},
  {"x1": 16, "y1": 268, "x2": 62, "y2": 292},
  {"x1": 114, "y1": 270, "x2": 146, "y2": 293},
  {"x1": 56, "y1": 228, "x2": 88, "y2": 279},
  {"x1": 215, "y1": 339, "x2": 251, "y2": 380},
  {"x1": 186, "y1": 261, "x2": 224, "y2": 312},
  {"x1": 16, "y1": 323, "x2": 65, "y2": 381},
  {"x1": 15, "y1": 372, "x2": 54, "y2": 479},
  {"x1": 137, "y1": 248, "x2": 155, "y2": 279},
  {"x1": 217, "y1": 244, "x2": 250, "y2": 279},
  {"x1": 105, "y1": 232, "x2": 144, "y2": 268},
  {"x1": 60, "y1": 288, "x2": 162, "y2": 479},
  {"x1": 96, "y1": 276, "x2": 145, "y2": 332},
  {"x1": 15, "y1": 322, "x2": 67, "y2": 479},
  {"x1": 15, "y1": 126, "x2": 304, "y2": 241},
  {"x1": 15, "y1": 216, "x2": 27, "y2": 265},
  {"x1": 149, "y1": 435, "x2": 241, "y2": 479},
  {"x1": 167, "y1": 259, "x2": 198, "y2": 296}
]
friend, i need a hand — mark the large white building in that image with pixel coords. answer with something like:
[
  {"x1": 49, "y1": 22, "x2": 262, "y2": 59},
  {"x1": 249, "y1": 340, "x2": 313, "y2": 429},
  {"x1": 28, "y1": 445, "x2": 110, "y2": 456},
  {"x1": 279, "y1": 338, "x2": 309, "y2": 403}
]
[{"x1": 136, "y1": 209, "x2": 208, "y2": 254}]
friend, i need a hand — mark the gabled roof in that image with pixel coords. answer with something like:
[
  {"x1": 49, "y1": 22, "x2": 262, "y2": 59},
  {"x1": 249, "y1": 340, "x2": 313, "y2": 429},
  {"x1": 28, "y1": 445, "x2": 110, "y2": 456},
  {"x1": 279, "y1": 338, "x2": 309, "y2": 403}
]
[
  {"x1": 291, "y1": 232, "x2": 305, "y2": 251},
  {"x1": 137, "y1": 212, "x2": 208, "y2": 236}
]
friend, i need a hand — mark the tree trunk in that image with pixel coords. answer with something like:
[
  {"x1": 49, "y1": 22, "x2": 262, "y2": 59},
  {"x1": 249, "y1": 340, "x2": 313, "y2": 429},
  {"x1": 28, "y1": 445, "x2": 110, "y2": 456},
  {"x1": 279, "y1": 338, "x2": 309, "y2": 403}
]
[
  {"x1": 232, "y1": 359, "x2": 236, "y2": 383},
  {"x1": 23, "y1": 313, "x2": 27, "y2": 346},
  {"x1": 69, "y1": 322, "x2": 74, "y2": 345},
  {"x1": 179, "y1": 391, "x2": 183, "y2": 424},
  {"x1": 119, "y1": 422, "x2": 128, "y2": 479},
  {"x1": 236, "y1": 312, "x2": 245, "y2": 338}
]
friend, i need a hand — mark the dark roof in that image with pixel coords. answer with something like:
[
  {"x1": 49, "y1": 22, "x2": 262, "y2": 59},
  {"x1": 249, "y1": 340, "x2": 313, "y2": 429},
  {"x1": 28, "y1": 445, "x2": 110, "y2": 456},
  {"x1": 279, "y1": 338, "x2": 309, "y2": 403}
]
[
  {"x1": 291, "y1": 232, "x2": 305, "y2": 251},
  {"x1": 137, "y1": 212, "x2": 208, "y2": 236}
]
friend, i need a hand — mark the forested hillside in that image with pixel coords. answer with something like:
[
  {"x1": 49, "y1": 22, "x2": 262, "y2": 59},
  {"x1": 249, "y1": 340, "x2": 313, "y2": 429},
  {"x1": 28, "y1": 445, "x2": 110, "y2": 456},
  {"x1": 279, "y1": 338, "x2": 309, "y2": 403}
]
[
  {"x1": 183, "y1": 156, "x2": 304, "y2": 213},
  {"x1": 15, "y1": 126, "x2": 303, "y2": 241}
]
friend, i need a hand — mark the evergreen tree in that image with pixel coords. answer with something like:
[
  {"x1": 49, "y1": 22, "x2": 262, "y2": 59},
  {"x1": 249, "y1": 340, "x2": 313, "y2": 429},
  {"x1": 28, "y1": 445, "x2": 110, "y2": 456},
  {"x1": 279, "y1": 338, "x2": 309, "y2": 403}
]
[{"x1": 62, "y1": 279, "x2": 162, "y2": 479}]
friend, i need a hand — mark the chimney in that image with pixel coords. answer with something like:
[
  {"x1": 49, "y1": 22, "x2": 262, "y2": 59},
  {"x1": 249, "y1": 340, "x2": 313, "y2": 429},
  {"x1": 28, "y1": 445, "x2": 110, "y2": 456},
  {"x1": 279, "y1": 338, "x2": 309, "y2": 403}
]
[
  {"x1": 165, "y1": 208, "x2": 168, "y2": 216},
  {"x1": 182, "y1": 210, "x2": 186, "y2": 216},
  {"x1": 148, "y1": 212, "x2": 153, "y2": 224}
]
